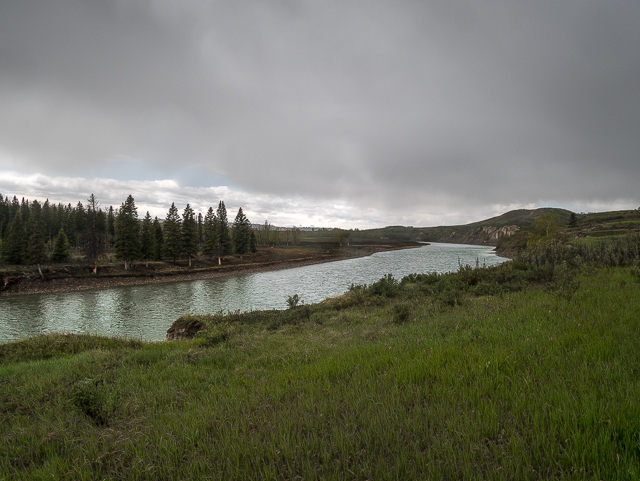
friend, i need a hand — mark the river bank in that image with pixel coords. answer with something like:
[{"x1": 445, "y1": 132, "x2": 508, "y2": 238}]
[{"x1": 0, "y1": 242, "x2": 420, "y2": 297}]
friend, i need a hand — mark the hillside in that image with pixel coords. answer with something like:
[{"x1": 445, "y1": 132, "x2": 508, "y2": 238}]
[{"x1": 303, "y1": 208, "x2": 640, "y2": 257}]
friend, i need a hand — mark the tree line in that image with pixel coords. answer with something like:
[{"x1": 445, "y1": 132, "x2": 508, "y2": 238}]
[{"x1": 0, "y1": 193, "x2": 257, "y2": 268}]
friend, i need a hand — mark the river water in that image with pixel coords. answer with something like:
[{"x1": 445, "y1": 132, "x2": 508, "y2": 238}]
[{"x1": 0, "y1": 243, "x2": 508, "y2": 343}]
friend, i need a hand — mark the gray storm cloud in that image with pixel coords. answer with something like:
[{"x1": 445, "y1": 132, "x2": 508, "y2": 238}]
[{"x1": 0, "y1": 0, "x2": 638, "y2": 225}]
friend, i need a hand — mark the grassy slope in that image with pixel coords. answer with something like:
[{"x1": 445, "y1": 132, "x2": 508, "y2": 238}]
[{"x1": 2, "y1": 266, "x2": 640, "y2": 479}]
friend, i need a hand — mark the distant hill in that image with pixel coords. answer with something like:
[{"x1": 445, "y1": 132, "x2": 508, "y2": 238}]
[
  {"x1": 301, "y1": 207, "x2": 640, "y2": 257},
  {"x1": 350, "y1": 208, "x2": 573, "y2": 246}
]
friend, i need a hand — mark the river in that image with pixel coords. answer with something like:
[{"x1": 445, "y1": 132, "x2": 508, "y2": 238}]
[{"x1": 0, "y1": 243, "x2": 508, "y2": 343}]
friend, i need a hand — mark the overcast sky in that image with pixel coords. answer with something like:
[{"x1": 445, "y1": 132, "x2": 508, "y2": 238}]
[{"x1": 1, "y1": 1, "x2": 638, "y2": 227}]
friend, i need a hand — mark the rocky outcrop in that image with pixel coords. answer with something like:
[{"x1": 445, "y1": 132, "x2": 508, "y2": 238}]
[
  {"x1": 438, "y1": 225, "x2": 519, "y2": 247},
  {"x1": 165, "y1": 317, "x2": 206, "y2": 341}
]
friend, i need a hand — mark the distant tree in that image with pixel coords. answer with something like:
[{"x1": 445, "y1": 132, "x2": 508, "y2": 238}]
[
  {"x1": 2, "y1": 213, "x2": 26, "y2": 264},
  {"x1": 163, "y1": 203, "x2": 182, "y2": 262},
  {"x1": 27, "y1": 200, "x2": 47, "y2": 268},
  {"x1": 232, "y1": 207, "x2": 251, "y2": 259},
  {"x1": 250, "y1": 230, "x2": 257, "y2": 253},
  {"x1": 182, "y1": 204, "x2": 199, "y2": 267},
  {"x1": 292, "y1": 227, "x2": 301, "y2": 246},
  {"x1": 51, "y1": 228, "x2": 70, "y2": 262},
  {"x1": 74, "y1": 201, "x2": 87, "y2": 249},
  {"x1": 107, "y1": 206, "x2": 116, "y2": 246},
  {"x1": 153, "y1": 216, "x2": 164, "y2": 260},
  {"x1": 197, "y1": 212, "x2": 203, "y2": 245},
  {"x1": 140, "y1": 211, "x2": 156, "y2": 267},
  {"x1": 84, "y1": 194, "x2": 105, "y2": 264},
  {"x1": 202, "y1": 207, "x2": 218, "y2": 260},
  {"x1": 114, "y1": 195, "x2": 141, "y2": 270},
  {"x1": 568, "y1": 212, "x2": 578, "y2": 228},
  {"x1": 217, "y1": 201, "x2": 233, "y2": 257}
]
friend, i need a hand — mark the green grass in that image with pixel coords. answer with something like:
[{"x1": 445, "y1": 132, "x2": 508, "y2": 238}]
[{"x1": 2, "y1": 266, "x2": 640, "y2": 479}]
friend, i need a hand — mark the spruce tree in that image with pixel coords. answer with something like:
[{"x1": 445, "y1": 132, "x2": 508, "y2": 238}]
[
  {"x1": 2, "y1": 213, "x2": 26, "y2": 264},
  {"x1": 250, "y1": 230, "x2": 257, "y2": 253},
  {"x1": 84, "y1": 194, "x2": 105, "y2": 263},
  {"x1": 232, "y1": 207, "x2": 251, "y2": 259},
  {"x1": 163, "y1": 203, "x2": 182, "y2": 262},
  {"x1": 217, "y1": 201, "x2": 233, "y2": 257},
  {"x1": 27, "y1": 200, "x2": 47, "y2": 267},
  {"x1": 51, "y1": 228, "x2": 70, "y2": 262},
  {"x1": 140, "y1": 211, "x2": 156, "y2": 266},
  {"x1": 182, "y1": 204, "x2": 199, "y2": 267},
  {"x1": 107, "y1": 206, "x2": 116, "y2": 246},
  {"x1": 202, "y1": 207, "x2": 218, "y2": 259},
  {"x1": 114, "y1": 195, "x2": 140, "y2": 270},
  {"x1": 153, "y1": 216, "x2": 164, "y2": 260}
]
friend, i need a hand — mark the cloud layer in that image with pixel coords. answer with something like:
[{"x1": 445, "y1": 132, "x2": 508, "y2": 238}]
[{"x1": 1, "y1": 1, "x2": 639, "y2": 226}]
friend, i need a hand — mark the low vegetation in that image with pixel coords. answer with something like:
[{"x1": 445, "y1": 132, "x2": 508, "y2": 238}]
[{"x1": 2, "y1": 229, "x2": 640, "y2": 479}]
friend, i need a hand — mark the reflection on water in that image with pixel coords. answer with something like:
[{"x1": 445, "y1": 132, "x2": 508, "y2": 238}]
[{"x1": 0, "y1": 243, "x2": 508, "y2": 343}]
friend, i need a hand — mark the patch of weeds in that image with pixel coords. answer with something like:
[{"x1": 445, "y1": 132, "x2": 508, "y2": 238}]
[
  {"x1": 553, "y1": 261, "x2": 580, "y2": 301},
  {"x1": 393, "y1": 303, "x2": 411, "y2": 324},
  {"x1": 194, "y1": 322, "x2": 233, "y2": 347},
  {"x1": 287, "y1": 294, "x2": 302, "y2": 309},
  {"x1": 0, "y1": 333, "x2": 142, "y2": 364},
  {"x1": 633, "y1": 260, "x2": 640, "y2": 283},
  {"x1": 71, "y1": 375, "x2": 120, "y2": 426},
  {"x1": 368, "y1": 274, "x2": 400, "y2": 298}
]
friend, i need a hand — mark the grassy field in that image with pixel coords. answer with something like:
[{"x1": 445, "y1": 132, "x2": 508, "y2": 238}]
[{"x1": 2, "y1": 261, "x2": 640, "y2": 479}]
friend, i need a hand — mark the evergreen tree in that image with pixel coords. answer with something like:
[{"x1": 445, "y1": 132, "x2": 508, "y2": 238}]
[
  {"x1": 74, "y1": 201, "x2": 86, "y2": 248},
  {"x1": 107, "y1": 206, "x2": 116, "y2": 246},
  {"x1": 153, "y1": 216, "x2": 164, "y2": 260},
  {"x1": 41, "y1": 199, "x2": 53, "y2": 245},
  {"x1": 2, "y1": 213, "x2": 26, "y2": 264},
  {"x1": 197, "y1": 212, "x2": 203, "y2": 245},
  {"x1": 232, "y1": 207, "x2": 251, "y2": 259},
  {"x1": 163, "y1": 203, "x2": 182, "y2": 262},
  {"x1": 568, "y1": 212, "x2": 578, "y2": 228},
  {"x1": 0, "y1": 193, "x2": 6, "y2": 237},
  {"x1": 27, "y1": 200, "x2": 47, "y2": 266},
  {"x1": 140, "y1": 211, "x2": 156, "y2": 266},
  {"x1": 182, "y1": 204, "x2": 199, "y2": 267},
  {"x1": 250, "y1": 230, "x2": 257, "y2": 253},
  {"x1": 217, "y1": 201, "x2": 233, "y2": 257},
  {"x1": 202, "y1": 207, "x2": 218, "y2": 259},
  {"x1": 51, "y1": 228, "x2": 70, "y2": 262},
  {"x1": 84, "y1": 194, "x2": 105, "y2": 263},
  {"x1": 114, "y1": 195, "x2": 140, "y2": 270}
]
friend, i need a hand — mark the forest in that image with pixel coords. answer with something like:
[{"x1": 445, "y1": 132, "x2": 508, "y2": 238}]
[{"x1": 0, "y1": 193, "x2": 284, "y2": 269}]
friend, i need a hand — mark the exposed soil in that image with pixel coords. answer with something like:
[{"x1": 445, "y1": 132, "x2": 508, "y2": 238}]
[{"x1": 0, "y1": 242, "x2": 420, "y2": 297}]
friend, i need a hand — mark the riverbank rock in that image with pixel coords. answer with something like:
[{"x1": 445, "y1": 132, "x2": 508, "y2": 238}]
[{"x1": 165, "y1": 317, "x2": 206, "y2": 341}]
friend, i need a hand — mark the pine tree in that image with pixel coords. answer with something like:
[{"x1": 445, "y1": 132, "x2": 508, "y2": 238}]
[
  {"x1": 27, "y1": 200, "x2": 47, "y2": 267},
  {"x1": 182, "y1": 204, "x2": 199, "y2": 267},
  {"x1": 51, "y1": 228, "x2": 70, "y2": 262},
  {"x1": 202, "y1": 207, "x2": 218, "y2": 259},
  {"x1": 163, "y1": 203, "x2": 182, "y2": 262},
  {"x1": 114, "y1": 195, "x2": 140, "y2": 270},
  {"x1": 2, "y1": 213, "x2": 26, "y2": 264},
  {"x1": 84, "y1": 194, "x2": 105, "y2": 263},
  {"x1": 250, "y1": 230, "x2": 257, "y2": 253},
  {"x1": 232, "y1": 207, "x2": 251, "y2": 259},
  {"x1": 140, "y1": 211, "x2": 156, "y2": 266},
  {"x1": 107, "y1": 206, "x2": 116, "y2": 246},
  {"x1": 153, "y1": 216, "x2": 164, "y2": 260},
  {"x1": 217, "y1": 201, "x2": 233, "y2": 257},
  {"x1": 74, "y1": 201, "x2": 86, "y2": 249}
]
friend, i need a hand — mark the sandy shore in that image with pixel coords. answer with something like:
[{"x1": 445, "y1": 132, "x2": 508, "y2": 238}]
[{"x1": 1, "y1": 244, "x2": 419, "y2": 297}]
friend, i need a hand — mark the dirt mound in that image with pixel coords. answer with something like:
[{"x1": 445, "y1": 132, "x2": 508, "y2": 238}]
[{"x1": 165, "y1": 318, "x2": 206, "y2": 341}]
